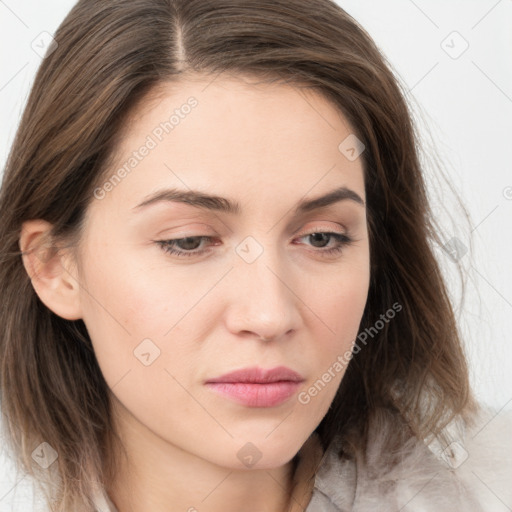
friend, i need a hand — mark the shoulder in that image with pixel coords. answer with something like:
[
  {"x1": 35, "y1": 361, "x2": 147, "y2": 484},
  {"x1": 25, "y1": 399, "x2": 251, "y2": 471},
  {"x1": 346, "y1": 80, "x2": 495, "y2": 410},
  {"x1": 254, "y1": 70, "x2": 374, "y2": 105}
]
[{"x1": 309, "y1": 406, "x2": 512, "y2": 512}]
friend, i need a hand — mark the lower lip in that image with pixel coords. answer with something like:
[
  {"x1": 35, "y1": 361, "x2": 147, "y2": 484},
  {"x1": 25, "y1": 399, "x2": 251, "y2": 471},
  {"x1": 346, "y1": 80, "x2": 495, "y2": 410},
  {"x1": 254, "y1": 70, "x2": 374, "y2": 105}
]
[{"x1": 205, "y1": 381, "x2": 302, "y2": 407}]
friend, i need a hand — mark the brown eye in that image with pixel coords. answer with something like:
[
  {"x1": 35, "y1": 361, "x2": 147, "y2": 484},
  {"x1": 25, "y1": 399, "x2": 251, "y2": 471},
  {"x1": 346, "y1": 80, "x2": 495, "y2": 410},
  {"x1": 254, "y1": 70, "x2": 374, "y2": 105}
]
[
  {"x1": 295, "y1": 231, "x2": 353, "y2": 257},
  {"x1": 175, "y1": 237, "x2": 203, "y2": 250},
  {"x1": 156, "y1": 236, "x2": 215, "y2": 257},
  {"x1": 308, "y1": 233, "x2": 331, "y2": 248}
]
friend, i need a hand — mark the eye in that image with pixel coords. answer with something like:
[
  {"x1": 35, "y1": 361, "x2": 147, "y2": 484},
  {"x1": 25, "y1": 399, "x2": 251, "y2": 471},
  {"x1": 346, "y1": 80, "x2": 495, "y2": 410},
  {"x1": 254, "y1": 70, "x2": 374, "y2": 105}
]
[
  {"x1": 155, "y1": 231, "x2": 354, "y2": 259},
  {"x1": 155, "y1": 236, "x2": 216, "y2": 258},
  {"x1": 294, "y1": 231, "x2": 354, "y2": 256}
]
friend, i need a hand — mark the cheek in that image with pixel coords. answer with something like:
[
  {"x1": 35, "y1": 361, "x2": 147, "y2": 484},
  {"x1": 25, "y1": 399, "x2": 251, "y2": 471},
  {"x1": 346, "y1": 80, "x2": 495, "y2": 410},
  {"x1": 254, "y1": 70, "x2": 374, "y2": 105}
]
[
  {"x1": 302, "y1": 261, "x2": 369, "y2": 394},
  {"x1": 315, "y1": 262, "x2": 370, "y2": 342},
  {"x1": 76, "y1": 249, "x2": 162, "y2": 381},
  {"x1": 77, "y1": 249, "x2": 212, "y2": 389},
  {"x1": 79, "y1": 244, "x2": 184, "y2": 336}
]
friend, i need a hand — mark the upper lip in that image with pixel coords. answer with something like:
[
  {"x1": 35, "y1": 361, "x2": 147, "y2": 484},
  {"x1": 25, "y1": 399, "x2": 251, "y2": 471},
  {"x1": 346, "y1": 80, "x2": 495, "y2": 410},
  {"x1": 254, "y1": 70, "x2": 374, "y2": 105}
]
[{"x1": 205, "y1": 366, "x2": 304, "y2": 384}]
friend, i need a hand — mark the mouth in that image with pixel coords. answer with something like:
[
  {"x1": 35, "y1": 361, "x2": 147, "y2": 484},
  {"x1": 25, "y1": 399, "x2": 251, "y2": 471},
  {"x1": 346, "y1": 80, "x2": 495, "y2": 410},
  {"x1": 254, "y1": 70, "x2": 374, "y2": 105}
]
[{"x1": 204, "y1": 366, "x2": 305, "y2": 407}]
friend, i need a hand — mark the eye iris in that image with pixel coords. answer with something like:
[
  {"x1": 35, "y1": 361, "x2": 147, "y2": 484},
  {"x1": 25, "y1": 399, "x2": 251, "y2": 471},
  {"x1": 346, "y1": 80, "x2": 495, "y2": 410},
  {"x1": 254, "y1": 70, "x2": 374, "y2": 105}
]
[
  {"x1": 309, "y1": 233, "x2": 329, "y2": 248},
  {"x1": 178, "y1": 237, "x2": 202, "y2": 250}
]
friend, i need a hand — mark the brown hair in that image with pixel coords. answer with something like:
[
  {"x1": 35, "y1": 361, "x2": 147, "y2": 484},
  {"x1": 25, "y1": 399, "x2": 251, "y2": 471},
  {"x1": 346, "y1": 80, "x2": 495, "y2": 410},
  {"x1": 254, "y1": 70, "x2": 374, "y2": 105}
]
[{"x1": 0, "y1": 0, "x2": 478, "y2": 510}]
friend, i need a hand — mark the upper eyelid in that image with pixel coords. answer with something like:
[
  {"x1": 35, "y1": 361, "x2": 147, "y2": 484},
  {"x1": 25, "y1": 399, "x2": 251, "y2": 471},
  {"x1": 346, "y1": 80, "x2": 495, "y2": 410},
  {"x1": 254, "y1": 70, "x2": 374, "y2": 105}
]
[
  {"x1": 162, "y1": 227, "x2": 349, "y2": 241},
  {"x1": 158, "y1": 219, "x2": 350, "y2": 236}
]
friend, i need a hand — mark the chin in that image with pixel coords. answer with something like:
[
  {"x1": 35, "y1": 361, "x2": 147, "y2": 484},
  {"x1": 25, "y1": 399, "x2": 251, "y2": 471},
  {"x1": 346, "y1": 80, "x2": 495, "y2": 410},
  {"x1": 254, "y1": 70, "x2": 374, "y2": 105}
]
[{"x1": 211, "y1": 434, "x2": 306, "y2": 471}]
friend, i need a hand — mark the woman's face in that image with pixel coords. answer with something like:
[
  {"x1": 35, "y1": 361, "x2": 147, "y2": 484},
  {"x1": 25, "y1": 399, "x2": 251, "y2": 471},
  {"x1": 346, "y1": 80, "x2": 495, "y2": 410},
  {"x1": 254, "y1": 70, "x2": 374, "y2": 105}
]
[{"x1": 75, "y1": 75, "x2": 370, "y2": 469}]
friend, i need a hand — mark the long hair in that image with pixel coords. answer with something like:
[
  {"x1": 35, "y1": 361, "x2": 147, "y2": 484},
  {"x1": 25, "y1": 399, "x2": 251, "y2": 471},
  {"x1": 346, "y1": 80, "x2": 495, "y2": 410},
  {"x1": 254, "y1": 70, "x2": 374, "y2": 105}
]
[{"x1": 0, "y1": 1, "x2": 477, "y2": 510}]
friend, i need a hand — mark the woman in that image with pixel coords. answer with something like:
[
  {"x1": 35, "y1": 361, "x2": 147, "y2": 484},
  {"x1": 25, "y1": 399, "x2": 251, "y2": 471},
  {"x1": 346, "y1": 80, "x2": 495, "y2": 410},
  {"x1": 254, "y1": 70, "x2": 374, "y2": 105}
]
[{"x1": 0, "y1": 1, "x2": 510, "y2": 511}]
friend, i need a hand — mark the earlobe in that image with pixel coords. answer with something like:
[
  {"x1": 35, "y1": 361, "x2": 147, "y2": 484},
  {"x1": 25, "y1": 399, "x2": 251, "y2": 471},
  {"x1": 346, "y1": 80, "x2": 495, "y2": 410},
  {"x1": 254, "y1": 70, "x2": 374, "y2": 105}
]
[{"x1": 19, "y1": 219, "x2": 83, "y2": 321}]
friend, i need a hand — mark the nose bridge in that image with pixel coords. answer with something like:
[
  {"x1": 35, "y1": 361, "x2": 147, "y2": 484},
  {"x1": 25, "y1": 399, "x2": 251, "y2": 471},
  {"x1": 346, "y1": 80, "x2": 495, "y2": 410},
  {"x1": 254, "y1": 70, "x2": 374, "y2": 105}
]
[{"x1": 226, "y1": 235, "x2": 299, "y2": 339}]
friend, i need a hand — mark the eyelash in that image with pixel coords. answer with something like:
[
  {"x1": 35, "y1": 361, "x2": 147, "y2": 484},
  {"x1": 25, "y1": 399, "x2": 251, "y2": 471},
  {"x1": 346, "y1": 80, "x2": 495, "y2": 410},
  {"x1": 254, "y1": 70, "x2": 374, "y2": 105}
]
[{"x1": 155, "y1": 231, "x2": 354, "y2": 259}]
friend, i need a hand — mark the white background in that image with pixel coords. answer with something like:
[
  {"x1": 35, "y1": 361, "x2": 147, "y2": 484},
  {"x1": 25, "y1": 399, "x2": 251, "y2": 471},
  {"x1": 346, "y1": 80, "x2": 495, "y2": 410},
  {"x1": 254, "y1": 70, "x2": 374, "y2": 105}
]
[{"x1": 1, "y1": 1, "x2": 511, "y2": 510}]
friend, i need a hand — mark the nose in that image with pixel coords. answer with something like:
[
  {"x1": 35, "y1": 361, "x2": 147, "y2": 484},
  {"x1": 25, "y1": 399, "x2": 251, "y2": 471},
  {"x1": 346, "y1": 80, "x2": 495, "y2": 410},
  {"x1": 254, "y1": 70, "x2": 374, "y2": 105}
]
[{"x1": 223, "y1": 243, "x2": 301, "y2": 342}]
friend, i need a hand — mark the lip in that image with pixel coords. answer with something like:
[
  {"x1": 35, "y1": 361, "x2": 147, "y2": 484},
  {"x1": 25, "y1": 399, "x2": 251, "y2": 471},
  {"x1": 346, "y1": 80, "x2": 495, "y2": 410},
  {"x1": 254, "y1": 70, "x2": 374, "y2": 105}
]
[{"x1": 205, "y1": 366, "x2": 305, "y2": 407}]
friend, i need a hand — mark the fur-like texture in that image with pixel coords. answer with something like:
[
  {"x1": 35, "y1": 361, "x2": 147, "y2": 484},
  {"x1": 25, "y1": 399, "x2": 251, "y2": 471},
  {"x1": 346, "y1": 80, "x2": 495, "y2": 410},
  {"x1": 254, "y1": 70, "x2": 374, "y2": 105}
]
[
  {"x1": 92, "y1": 406, "x2": 512, "y2": 512},
  {"x1": 309, "y1": 406, "x2": 512, "y2": 511}
]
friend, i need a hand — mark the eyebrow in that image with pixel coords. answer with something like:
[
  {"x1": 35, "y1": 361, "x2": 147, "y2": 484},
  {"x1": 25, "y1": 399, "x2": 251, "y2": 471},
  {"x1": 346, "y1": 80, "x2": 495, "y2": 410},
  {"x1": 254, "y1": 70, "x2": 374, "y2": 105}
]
[{"x1": 131, "y1": 185, "x2": 365, "y2": 215}]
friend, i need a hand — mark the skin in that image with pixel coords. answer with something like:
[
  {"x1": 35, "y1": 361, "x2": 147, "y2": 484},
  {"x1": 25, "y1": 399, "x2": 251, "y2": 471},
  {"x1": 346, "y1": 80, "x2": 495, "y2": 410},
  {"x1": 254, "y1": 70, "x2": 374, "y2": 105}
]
[{"x1": 20, "y1": 74, "x2": 370, "y2": 512}]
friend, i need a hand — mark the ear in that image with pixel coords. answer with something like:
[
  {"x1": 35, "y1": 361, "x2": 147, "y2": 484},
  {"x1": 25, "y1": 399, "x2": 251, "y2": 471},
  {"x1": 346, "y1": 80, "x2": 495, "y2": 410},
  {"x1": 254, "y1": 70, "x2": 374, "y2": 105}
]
[{"x1": 19, "y1": 219, "x2": 83, "y2": 320}]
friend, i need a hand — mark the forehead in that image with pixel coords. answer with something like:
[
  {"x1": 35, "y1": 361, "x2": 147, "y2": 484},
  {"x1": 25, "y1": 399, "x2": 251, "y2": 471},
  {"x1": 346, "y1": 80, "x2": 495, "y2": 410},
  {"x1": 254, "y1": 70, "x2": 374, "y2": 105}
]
[{"x1": 95, "y1": 75, "x2": 366, "y2": 215}]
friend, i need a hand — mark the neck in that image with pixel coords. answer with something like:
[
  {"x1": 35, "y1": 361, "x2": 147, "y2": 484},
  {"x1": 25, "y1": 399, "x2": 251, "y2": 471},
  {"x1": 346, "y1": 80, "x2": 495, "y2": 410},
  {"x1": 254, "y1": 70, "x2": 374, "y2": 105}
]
[{"x1": 105, "y1": 400, "x2": 299, "y2": 512}]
